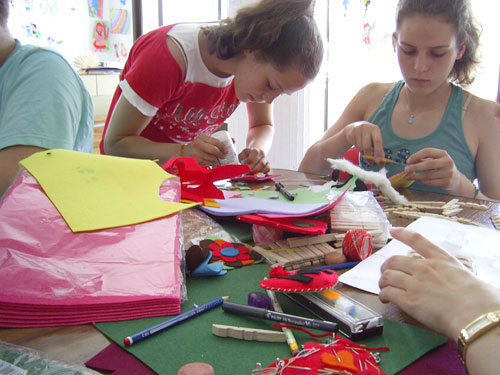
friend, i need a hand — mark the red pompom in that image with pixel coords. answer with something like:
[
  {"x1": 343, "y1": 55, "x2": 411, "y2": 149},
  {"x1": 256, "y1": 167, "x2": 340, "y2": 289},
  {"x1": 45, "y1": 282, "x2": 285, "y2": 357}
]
[{"x1": 268, "y1": 265, "x2": 290, "y2": 277}]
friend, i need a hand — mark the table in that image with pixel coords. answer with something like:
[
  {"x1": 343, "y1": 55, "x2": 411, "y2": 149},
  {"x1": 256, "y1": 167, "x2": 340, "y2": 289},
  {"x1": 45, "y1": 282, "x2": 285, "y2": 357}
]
[{"x1": 1, "y1": 168, "x2": 498, "y2": 371}]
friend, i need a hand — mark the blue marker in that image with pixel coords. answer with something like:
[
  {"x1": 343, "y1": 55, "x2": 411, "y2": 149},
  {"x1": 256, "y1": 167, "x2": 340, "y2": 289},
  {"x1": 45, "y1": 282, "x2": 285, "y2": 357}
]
[{"x1": 124, "y1": 296, "x2": 228, "y2": 346}]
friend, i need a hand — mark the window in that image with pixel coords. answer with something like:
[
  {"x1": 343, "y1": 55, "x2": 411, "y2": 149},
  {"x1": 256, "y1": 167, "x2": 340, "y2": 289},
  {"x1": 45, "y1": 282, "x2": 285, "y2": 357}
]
[{"x1": 141, "y1": 0, "x2": 227, "y2": 34}]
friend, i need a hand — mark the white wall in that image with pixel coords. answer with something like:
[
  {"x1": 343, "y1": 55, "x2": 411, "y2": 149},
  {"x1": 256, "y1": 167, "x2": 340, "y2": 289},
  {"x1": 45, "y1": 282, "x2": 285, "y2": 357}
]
[{"x1": 228, "y1": 88, "x2": 311, "y2": 171}]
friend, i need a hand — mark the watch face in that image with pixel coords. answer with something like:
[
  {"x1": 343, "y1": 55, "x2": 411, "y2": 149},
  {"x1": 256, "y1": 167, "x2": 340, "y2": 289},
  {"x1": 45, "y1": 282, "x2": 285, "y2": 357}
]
[
  {"x1": 467, "y1": 317, "x2": 489, "y2": 337},
  {"x1": 464, "y1": 312, "x2": 500, "y2": 340}
]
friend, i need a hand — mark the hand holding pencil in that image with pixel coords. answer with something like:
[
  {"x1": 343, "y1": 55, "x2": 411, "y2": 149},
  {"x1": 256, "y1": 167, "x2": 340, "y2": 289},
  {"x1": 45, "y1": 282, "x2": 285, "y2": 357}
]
[{"x1": 362, "y1": 154, "x2": 406, "y2": 166}]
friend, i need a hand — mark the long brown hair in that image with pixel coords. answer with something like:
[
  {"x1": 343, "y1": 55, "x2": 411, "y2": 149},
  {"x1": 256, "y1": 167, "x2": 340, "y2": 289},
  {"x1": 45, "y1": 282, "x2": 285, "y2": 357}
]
[
  {"x1": 203, "y1": 0, "x2": 323, "y2": 80},
  {"x1": 392, "y1": 0, "x2": 481, "y2": 86}
]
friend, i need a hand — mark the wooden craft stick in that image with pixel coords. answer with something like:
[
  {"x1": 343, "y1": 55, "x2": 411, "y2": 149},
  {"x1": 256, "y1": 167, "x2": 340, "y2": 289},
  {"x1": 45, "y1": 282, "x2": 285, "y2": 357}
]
[
  {"x1": 212, "y1": 324, "x2": 287, "y2": 342},
  {"x1": 286, "y1": 233, "x2": 341, "y2": 248},
  {"x1": 442, "y1": 208, "x2": 463, "y2": 216},
  {"x1": 253, "y1": 240, "x2": 336, "y2": 269},
  {"x1": 406, "y1": 201, "x2": 446, "y2": 206},
  {"x1": 442, "y1": 198, "x2": 459, "y2": 209},
  {"x1": 458, "y1": 202, "x2": 489, "y2": 210}
]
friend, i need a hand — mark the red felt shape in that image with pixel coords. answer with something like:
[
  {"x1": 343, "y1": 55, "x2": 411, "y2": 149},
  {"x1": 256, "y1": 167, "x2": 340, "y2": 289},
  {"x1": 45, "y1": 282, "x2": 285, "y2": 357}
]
[
  {"x1": 262, "y1": 340, "x2": 388, "y2": 375},
  {"x1": 237, "y1": 214, "x2": 328, "y2": 235},
  {"x1": 339, "y1": 147, "x2": 361, "y2": 179},
  {"x1": 259, "y1": 265, "x2": 338, "y2": 292},
  {"x1": 198, "y1": 238, "x2": 262, "y2": 268},
  {"x1": 162, "y1": 157, "x2": 250, "y2": 203}
]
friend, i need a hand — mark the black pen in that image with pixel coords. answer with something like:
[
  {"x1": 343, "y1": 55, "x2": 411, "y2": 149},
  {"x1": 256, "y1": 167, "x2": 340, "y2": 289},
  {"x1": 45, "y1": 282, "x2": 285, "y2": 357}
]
[
  {"x1": 222, "y1": 301, "x2": 337, "y2": 332},
  {"x1": 275, "y1": 182, "x2": 295, "y2": 201}
]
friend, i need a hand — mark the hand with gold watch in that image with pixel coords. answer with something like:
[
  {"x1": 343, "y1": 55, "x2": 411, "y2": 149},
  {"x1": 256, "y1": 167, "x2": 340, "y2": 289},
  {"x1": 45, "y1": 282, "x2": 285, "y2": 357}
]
[
  {"x1": 379, "y1": 227, "x2": 500, "y2": 375},
  {"x1": 457, "y1": 311, "x2": 500, "y2": 368}
]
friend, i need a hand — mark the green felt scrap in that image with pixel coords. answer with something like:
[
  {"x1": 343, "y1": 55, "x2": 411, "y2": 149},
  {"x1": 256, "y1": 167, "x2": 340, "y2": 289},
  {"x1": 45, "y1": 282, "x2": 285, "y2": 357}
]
[
  {"x1": 291, "y1": 221, "x2": 317, "y2": 227},
  {"x1": 217, "y1": 220, "x2": 253, "y2": 243},
  {"x1": 95, "y1": 264, "x2": 446, "y2": 375},
  {"x1": 240, "y1": 176, "x2": 357, "y2": 204}
]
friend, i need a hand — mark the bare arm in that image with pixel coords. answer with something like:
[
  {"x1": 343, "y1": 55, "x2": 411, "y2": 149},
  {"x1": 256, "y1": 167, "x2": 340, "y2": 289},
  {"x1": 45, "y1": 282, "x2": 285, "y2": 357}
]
[
  {"x1": 471, "y1": 101, "x2": 500, "y2": 200},
  {"x1": 0, "y1": 145, "x2": 45, "y2": 197},
  {"x1": 104, "y1": 95, "x2": 230, "y2": 165},
  {"x1": 238, "y1": 102, "x2": 274, "y2": 173},
  {"x1": 103, "y1": 95, "x2": 174, "y2": 163},
  {"x1": 104, "y1": 35, "x2": 232, "y2": 166},
  {"x1": 299, "y1": 83, "x2": 387, "y2": 175},
  {"x1": 403, "y1": 99, "x2": 500, "y2": 200}
]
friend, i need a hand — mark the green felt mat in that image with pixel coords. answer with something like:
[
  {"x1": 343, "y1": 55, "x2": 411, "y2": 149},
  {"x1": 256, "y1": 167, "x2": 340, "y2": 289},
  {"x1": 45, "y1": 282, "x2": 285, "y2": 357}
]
[{"x1": 95, "y1": 264, "x2": 446, "y2": 375}]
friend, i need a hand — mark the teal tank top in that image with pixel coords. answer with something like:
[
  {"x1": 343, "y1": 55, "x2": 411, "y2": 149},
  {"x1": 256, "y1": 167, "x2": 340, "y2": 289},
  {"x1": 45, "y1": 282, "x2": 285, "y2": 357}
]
[{"x1": 362, "y1": 80, "x2": 476, "y2": 194}]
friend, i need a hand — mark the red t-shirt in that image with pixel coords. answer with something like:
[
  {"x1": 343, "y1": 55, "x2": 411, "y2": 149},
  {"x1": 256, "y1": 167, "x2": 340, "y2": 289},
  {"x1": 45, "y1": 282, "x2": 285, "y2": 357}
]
[{"x1": 100, "y1": 24, "x2": 240, "y2": 154}]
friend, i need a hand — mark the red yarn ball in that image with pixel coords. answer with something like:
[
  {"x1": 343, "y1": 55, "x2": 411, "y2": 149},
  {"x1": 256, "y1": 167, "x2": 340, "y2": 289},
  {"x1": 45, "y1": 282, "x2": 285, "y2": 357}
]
[{"x1": 342, "y1": 229, "x2": 373, "y2": 260}]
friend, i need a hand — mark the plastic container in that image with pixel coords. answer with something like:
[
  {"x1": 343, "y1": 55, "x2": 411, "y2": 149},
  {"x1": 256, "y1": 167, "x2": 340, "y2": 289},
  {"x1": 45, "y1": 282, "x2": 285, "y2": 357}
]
[{"x1": 211, "y1": 130, "x2": 239, "y2": 165}]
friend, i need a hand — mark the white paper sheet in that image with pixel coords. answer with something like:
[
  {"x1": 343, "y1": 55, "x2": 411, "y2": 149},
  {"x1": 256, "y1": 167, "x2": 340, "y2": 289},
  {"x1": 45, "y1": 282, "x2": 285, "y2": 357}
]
[{"x1": 338, "y1": 216, "x2": 500, "y2": 294}]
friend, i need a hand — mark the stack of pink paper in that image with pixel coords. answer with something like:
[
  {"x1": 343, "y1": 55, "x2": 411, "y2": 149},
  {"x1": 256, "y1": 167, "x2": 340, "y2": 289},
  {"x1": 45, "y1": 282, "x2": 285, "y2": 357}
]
[{"x1": 0, "y1": 171, "x2": 183, "y2": 327}]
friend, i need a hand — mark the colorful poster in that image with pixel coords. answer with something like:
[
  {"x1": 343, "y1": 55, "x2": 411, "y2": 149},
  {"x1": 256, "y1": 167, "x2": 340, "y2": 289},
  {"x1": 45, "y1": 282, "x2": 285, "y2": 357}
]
[
  {"x1": 92, "y1": 20, "x2": 110, "y2": 51},
  {"x1": 8, "y1": 0, "x2": 134, "y2": 64},
  {"x1": 110, "y1": 8, "x2": 130, "y2": 34},
  {"x1": 88, "y1": 0, "x2": 104, "y2": 19}
]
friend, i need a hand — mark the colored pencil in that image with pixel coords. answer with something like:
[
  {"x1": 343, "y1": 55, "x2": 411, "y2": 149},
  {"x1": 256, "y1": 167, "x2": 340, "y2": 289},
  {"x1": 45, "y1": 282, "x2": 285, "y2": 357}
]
[
  {"x1": 313, "y1": 261, "x2": 360, "y2": 271},
  {"x1": 265, "y1": 288, "x2": 300, "y2": 355},
  {"x1": 362, "y1": 154, "x2": 406, "y2": 166},
  {"x1": 124, "y1": 296, "x2": 228, "y2": 346}
]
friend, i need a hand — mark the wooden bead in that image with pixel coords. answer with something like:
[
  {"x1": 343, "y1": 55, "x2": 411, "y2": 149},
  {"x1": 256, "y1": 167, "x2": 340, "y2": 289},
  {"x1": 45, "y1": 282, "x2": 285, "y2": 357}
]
[
  {"x1": 324, "y1": 251, "x2": 347, "y2": 265},
  {"x1": 177, "y1": 363, "x2": 214, "y2": 375}
]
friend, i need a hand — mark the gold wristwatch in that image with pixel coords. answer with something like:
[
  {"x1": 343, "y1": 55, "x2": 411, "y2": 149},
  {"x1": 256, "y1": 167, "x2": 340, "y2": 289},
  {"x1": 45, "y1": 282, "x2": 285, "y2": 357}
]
[{"x1": 457, "y1": 311, "x2": 500, "y2": 365}]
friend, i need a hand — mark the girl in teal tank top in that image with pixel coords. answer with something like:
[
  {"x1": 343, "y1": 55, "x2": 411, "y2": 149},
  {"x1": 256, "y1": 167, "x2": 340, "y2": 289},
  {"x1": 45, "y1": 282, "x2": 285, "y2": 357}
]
[
  {"x1": 361, "y1": 80, "x2": 475, "y2": 195},
  {"x1": 299, "y1": 0, "x2": 500, "y2": 200}
]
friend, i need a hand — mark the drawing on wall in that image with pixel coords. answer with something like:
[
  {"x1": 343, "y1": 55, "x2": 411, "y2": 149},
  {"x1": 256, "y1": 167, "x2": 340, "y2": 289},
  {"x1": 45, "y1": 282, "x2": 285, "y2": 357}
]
[
  {"x1": 342, "y1": 0, "x2": 375, "y2": 46},
  {"x1": 8, "y1": 0, "x2": 134, "y2": 64},
  {"x1": 12, "y1": 0, "x2": 71, "y2": 47},
  {"x1": 110, "y1": 9, "x2": 130, "y2": 34},
  {"x1": 114, "y1": 41, "x2": 129, "y2": 59},
  {"x1": 88, "y1": 0, "x2": 104, "y2": 19},
  {"x1": 343, "y1": 0, "x2": 349, "y2": 16},
  {"x1": 23, "y1": 0, "x2": 35, "y2": 12},
  {"x1": 92, "y1": 20, "x2": 110, "y2": 51},
  {"x1": 363, "y1": 22, "x2": 375, "y2": 45}
]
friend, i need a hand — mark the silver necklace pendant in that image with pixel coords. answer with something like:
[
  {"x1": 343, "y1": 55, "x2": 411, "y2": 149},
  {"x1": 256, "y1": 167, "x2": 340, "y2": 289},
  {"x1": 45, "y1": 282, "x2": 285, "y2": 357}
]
[{"x1": 408, "y1": 115, "x2": 415, "y2": 124}]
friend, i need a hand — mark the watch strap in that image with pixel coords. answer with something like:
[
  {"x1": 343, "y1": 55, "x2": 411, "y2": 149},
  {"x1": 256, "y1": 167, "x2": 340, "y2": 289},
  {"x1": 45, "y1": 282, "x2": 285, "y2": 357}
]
[{"x1": 457, "y1": 311, "x2": 500, "y2": 366}]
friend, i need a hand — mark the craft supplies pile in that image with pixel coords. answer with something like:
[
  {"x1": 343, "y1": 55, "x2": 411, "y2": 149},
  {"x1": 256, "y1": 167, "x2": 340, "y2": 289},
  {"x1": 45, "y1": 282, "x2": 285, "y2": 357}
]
[{"x1": 0, "y1": 150, "x2": 196, "y2": 327}]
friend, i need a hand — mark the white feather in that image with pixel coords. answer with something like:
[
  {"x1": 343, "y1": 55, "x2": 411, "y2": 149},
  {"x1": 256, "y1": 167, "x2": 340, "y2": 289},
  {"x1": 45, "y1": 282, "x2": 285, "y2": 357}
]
[{"x1": 327, "y1": 158, "x2": 408, "y2": 205}]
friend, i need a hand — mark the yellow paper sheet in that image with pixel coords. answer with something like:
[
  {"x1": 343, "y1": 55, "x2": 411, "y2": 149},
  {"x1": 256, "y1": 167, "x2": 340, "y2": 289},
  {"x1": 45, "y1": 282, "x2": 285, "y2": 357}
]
[{"x1": 19, "y1": 149, "x2": 198, "y2": 232}]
